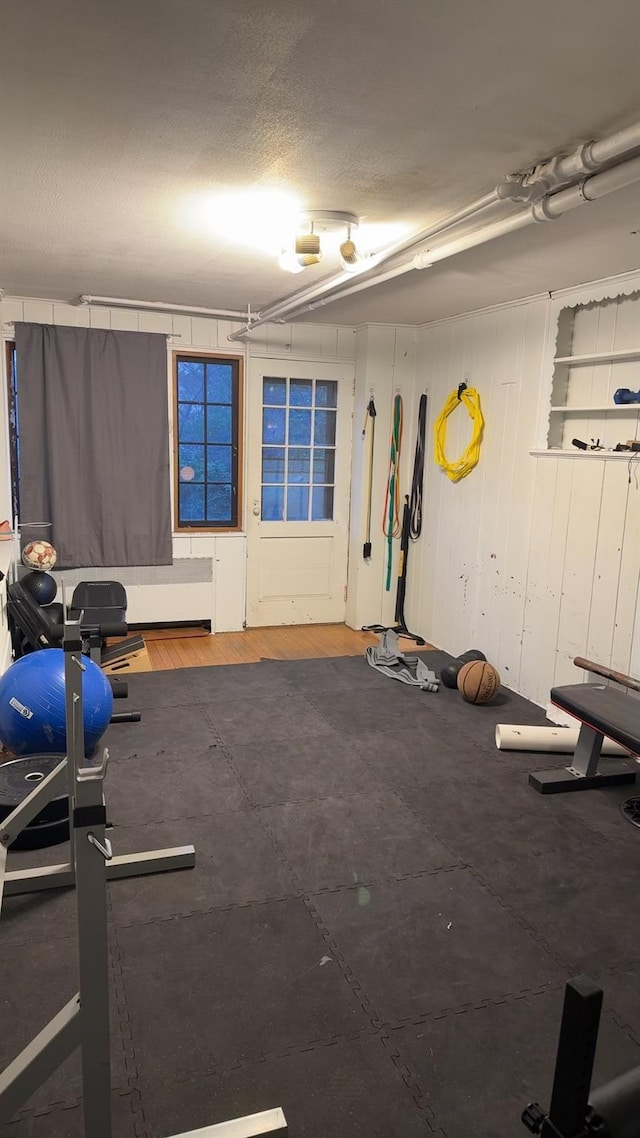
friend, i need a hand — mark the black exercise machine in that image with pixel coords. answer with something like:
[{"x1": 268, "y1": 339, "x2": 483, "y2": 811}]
[
  {"x1": 6, "y1": 581, "x2": 140, "y2": 724},
  {"x1": 523, "y1": 976, "x2": 640, "y2": 1138}
]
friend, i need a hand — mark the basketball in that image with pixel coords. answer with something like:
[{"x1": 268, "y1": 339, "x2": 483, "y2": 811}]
[
  {"x1": 457, "y1": 660, "x2": 500, "y2": 704},
  {"x1": 22, "y1": 540, "x2": 57, "y2": 571}
]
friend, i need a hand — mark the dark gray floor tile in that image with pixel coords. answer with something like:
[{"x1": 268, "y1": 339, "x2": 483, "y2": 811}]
[
  {"x1": 598, "y1": 961, "x2": 640, "y2": 1041},
  {"x1": 105, "y1": 745, "x2": 248, "y2": 825},
  {"x1": 122, "y1": 669, "x2": 194, "y2": 709},
  {"x1": 480, "y1": 831, "x2": 640, "y2": 972},
  {"x1": 355, "y1": 724, "x2": 483, "y2": 786},
  {"x1": 224, "y1": 731, "x2": 376, "y2": 806},
  {"x1": 0, "y1": 879, "x2": 76, "y2": 947},
  {"x1": 108, "y1": 812, "x2": 295, "y2": 925},
  {"x1": 185, "y1": 661, "x2": 295, "y2": 705},
  {"x1": 403, "y1": 766, "x2": 601, "y2": 868},
  {"x1": 117, "y1": 899, "x2": 367, "y2": 1081},
  {"x1": 205, "y1": 692, "x2": 335, "y2": 747},
  {"x1": 0, "y1": 939, "x2": 129, "y2": 1111},
  {"x1": 140, "y1": 1034, "x2": 428, "y2": 1138},
  {"x1": 394, "y1": 989, "x2": 640, "y2": 1138},
  {"x1": 2, "y1": 1091, "x2": 141, "y2": 1138},
  {"x1": 259, "y1": 789, "x2": 458, "y2": 891},
  {"x1": 306, "y1": 687, "x2": 426, "y2": 735},
  {"x1": 311, "y1": 869, "x2": 565, "y2": 1025},
  {"x1": 105, "y1": 703, "x2": 217, "y2": 760}
]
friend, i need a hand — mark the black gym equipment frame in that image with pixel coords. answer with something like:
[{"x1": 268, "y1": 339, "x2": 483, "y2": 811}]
[
  {"x1": 363, "y1": 494, "x2": 426, "y2": 645},
  {"x1": 522, "y1": 977, "x2": 640, "y2": 1138}
]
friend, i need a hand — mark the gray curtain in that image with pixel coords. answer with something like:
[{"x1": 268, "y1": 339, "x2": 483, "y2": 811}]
[{"x1": 15, "y1": 323, "x2": 172, "y2": 568}]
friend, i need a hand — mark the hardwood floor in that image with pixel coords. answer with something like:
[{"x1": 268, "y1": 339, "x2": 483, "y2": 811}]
[{"x1": 133, "y1": 624, "x2": 433, "y2": 671}]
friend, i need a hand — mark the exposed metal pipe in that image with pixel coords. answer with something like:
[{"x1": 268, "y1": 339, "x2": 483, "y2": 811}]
[
  {"x1": 285, "y1": 213, "x2": 534, "y2": 319},
  {"x1": 78, "y1": 295, "x2": 247, "y2": 320},
  {"x1": 228, "y1": 116, "x2": 640, "y2": 339},
  {"x1": 532, "y1": 153, "x2": 640, "y2": 220},
  {"x1": 265, "y1": 150, "x2": 640, "y2": 323},
  {"x1": 227, "y1": 190, "x2": 503, "y2": 340}
]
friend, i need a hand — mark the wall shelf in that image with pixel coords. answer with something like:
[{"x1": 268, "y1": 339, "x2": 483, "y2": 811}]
[
  {"x1": 530, "y1": 448, "x2": 640, "y2": 460},
  {"x1": 554, "y1": 348, "x2": 640, "y2": 365},
  {"x1": 549, "y1": 404, "x2": 640, "y2": 413}
]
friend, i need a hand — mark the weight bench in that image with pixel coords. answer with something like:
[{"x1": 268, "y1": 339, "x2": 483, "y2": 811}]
[{"x1": 529, "y1": 683, "x2": 639, "y2": 794}]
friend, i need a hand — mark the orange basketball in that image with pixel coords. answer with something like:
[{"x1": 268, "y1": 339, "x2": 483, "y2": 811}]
[{"x1": 457, "y1": 660, "x2": 500, "y2": 704}]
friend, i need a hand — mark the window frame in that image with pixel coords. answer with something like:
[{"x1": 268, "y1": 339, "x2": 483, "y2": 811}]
[{"x1": 172, "y1": 350, "x2": 243, "y2": 533}]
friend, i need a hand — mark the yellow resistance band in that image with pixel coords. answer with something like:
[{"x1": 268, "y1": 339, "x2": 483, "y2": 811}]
[{"x1": 434, "y1": 385, "x2": 484, "y2": 482}]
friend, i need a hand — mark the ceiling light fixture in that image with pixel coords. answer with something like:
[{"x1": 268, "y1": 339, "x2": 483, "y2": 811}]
[{"x1": 280, "y1": 210, "x2": 366, "y2": 272}]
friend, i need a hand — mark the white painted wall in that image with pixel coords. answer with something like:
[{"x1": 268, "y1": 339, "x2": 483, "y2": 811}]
[
  {"x1": 0, "y1": 296, "x2": 355, "y2": 660},
  {"x1": 400, "y1": 274, "x2": 640, "y2": 707}
]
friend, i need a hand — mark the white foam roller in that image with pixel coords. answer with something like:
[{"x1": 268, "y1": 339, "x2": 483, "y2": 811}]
[{"x1": 495, "y1": 723, "x2": 630, "y2": 756}]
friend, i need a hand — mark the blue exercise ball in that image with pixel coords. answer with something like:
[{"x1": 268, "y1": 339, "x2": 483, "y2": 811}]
[{"x1": 0, "y1": 650, "x2": 113, "y2": 756}]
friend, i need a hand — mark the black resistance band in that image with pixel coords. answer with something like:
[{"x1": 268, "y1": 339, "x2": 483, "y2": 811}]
[
  {"x1": 362, "y1": 395, "x2": 377, "y2": 559},
  {"x1": 409, "y1": 393, "x2": 427, "y2": 540}
]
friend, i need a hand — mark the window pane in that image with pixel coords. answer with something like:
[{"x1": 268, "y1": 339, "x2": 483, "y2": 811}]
[
  {"x1": 314, "y1": 409, "x2": 336, "y2": 446},
  {"x1": 178, "y1": 360, "x2": 205, "y2": 402},
  {"x1": 179, "y1": 483, "x2": 204, "y2": 521},
  {"x1": 263, "y1": 408, "x2": 286, "y2": 444},
  {"x1": 178, "y1": 444, "x2": 204, "y2": 482},
  {"x1": 262, "y1": 447, "x2": 285, "y2": 483},
  {"x1": 263, "y1": 378, "x2": 286, "y2": 405},
  {"x1": 179, "y1": 403, "x2": 204, "y2": 443},
  {"x1": 207, "y1": 484, "x2": 232, "y2": 522},
  {"x1": 262, "y1": 484, "x2": 284, "y2": 521},
  {"x1": 312, "y1": 448, "x2": 335, "y2": 484},
  {"x1": 207, "y1": 404, "x2": 232, "y2": 444},
  {"x1": 290, "y1": 379, "x2": 312, "y2": 406},
  {"x1": 207, "y1": 445, "x2": 232, "y2": 482},
  {"x1": 288, "y1": 447, "x2": 310, "y2": 483},
  {"x1": 315, "y1": 380, "x2": 338, "y2": 408},
  {"x1": 312, "y1": 485, "x2": 334, "y2": 521},
  {"x1": 289, "y1": 408, "x2": 311, "y2": 445},
  {"x1": 286, "y1": 484, "x2": 309, "y2": 521},
  {"x1": 207, "y1": 363, "x2": 232, "y2": 404}
]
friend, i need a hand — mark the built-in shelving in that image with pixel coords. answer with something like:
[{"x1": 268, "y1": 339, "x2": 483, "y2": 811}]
[
  {"x1": 531, "y1": 448, "x2": 640, "y2": 460},
  {"x1": 554, "y1": 348, "x2": 640, "y2": 365},
  {"x1": 549, "y1": 404, "x2": 640, "y2": 413}
]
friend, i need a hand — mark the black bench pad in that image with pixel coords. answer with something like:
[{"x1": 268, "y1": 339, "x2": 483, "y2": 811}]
[{"x1": 551, "y1": 683, "x2": 640, "y2": 757}]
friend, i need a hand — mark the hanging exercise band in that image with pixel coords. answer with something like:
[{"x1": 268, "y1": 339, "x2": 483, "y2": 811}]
[
  {"x1": 363, "y1": 393, "x2": 426, "y2": 645},
  {"x1": 383, "y1": 394, "x2": 403, "y2": 591},
  {"x1": 434, "y1": 382, "x2": 484, "y2": 482},
  {"x1": 362, "y1": 395, "x2": 377, "y2": 559},
  {"x1": 409, "y1": 393, "x2": 427, "y2": 540}
]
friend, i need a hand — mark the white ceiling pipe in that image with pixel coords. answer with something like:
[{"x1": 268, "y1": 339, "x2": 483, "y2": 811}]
[
  {"x1": 277, "y1": 153, "x2": 640, "y2": 321},
  {"x1": 227, "y1": 190, "x2": 503, "y2": 340},
  {"x1": 588, "y1": 120, "x2": 640, "y2": 166},
  {"x1": 532, "y1": 153, "x2": 640, "y2": 220},
  {"x1": 228, "y1": 118, "x2": 640, "y2": 339},
  {"x1": 78, "y1": 295, "x2": 247, "y2": 320},
  {"x1": 524, "y1": 118, "x2": 640, "y2": 190},
  {"x1": 285, "y1": 213, "x2": 534, "y2": 319}
]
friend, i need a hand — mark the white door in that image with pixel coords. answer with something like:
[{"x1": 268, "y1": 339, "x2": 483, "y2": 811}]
[{"x1": 246, "y1": 358, "x2": 354, "y2": 626}]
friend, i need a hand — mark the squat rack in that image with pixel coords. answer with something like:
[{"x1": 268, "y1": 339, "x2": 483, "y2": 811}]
[{"x1": 0, "y1": 616, "x2": 286, "y2": 1137}]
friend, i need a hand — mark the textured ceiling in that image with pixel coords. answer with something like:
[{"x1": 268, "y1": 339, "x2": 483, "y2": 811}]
[{"x1": 1, "y1": 0, "x2": 639, "y2": 323}]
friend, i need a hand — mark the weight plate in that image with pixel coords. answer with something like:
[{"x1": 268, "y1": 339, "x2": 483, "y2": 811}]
[
  {"x1": 9, "y1": 815, "x2": 70, "y2": 851},
  {"x1": 0, "y1": 754, "x2": 69, "y2": 825}
]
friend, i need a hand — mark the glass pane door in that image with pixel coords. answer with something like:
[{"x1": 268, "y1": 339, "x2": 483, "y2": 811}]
[{"x1": 261, "y1": 376, "x2": 338, "y2": 521}]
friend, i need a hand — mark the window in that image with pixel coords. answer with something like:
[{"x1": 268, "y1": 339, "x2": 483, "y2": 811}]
[
  {"x1": 261, "y1": 376, "x2": 337, "y2": 521},
  {"x1": 174, "y1": 353, "x2": 241, "y2": 530}
]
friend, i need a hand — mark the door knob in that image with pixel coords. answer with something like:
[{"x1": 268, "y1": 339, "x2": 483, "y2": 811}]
[{"x1": 252, "y1": 500, "x2": 260, "y2": 516}]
